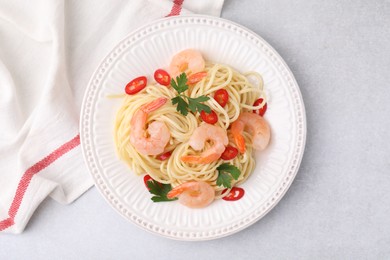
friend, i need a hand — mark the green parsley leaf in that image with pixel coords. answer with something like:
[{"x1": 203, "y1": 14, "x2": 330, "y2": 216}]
[
  {"x1": 151, "y1": 196, "x2": 172, "y2": 202},
  {"x1": 147, "y1": 179, "x2": 177, "y2": 202},
  {"x1": 171, "y1": 73, "x2": 188, "y2": 94},
  {"x1": 216, "y1": 171, "x2": 233, "y2": 188},
  {"x1": 186, "y1": 96, "x2": 209, "y2": 113},
  {"x1": 170, "y1": 73, "x2": 212, "y2": 116},
  {"x1": 189, "y1": 95, "x2": 210, "y2": 103},
  {"x1": 217, "y1": 163, "x2": 240, "y2": 179},
  {"x1": 171, "y1": 96, "x2": 189, "y2": 116},
  {"x1": 187, "y1": 96, "x2": 211, "y2": 113},
  {"x1": 187, "y1": 98, "x2": 197, "y2": 113},
  {"x1": 216, "y1": 163, "x2": 241, "y2": 188}
]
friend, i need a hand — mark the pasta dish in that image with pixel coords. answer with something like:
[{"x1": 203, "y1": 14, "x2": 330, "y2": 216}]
[{"x1": 114, "y1": 49, "x2": 270, "y2": 208}]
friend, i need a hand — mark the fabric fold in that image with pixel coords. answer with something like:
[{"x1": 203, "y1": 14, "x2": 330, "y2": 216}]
[{"x1": 0, "y1": 0, "x2": 224, "y2": 234}]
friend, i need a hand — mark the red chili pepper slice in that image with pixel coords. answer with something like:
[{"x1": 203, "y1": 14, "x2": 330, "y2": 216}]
[
  {"x1": 220, "y1": 146, "x2": 238, "y2": 160},
  {"x1": 157, "y1": 151, "x2": 171, "y2": 161},
  {"x1": 154, "y1": 69, "x2": 171, "y2": 86},
  {"x1": 200, "y1": 110, "x2": 218, "y2": 124},
  {"x1": 143, "y1": 175, "x2": 153, "y2": 190},
  {"x1": 253, "y1": 98, "x2": 267, "y2": 116},
  {"x1": 143, "y1": 174, "x2": 162, "y2": 190},
  {"x1": 222, "y1": 187, "x2": 245, "y2": 201},
  {"x1": 214, "y1": 89, "x2": 229, "y2": 107},
  {"x1": 125, "y1": 76, "x2": 147, "y2": 95}
]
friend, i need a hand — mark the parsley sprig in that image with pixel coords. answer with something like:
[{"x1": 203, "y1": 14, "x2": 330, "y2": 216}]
[
  {"x1": 171, "y1": 73, "x2": 211, "y2": 116},
  {"x1": 216, "y1": 163, "x2": 241, "y2": 188},
  {"x1": 147, "y1": 179, "x2": 178, "y2": 202}
]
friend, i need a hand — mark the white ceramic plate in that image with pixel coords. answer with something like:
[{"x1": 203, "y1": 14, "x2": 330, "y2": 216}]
[{"x1": 80, "y1": 15, "x2": 306, "y2": 241}]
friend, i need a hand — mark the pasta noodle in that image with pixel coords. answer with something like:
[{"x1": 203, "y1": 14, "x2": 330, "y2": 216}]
[{"x1": 114, "y1": 62, "x2": 266, "y2": 199}]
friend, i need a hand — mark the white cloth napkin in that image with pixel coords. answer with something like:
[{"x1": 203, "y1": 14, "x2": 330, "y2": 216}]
[{"x1": 0, "y1": 0, "x2": 224, "y2": 234}]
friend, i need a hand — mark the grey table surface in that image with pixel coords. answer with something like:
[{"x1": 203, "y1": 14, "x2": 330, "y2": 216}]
[{"x1": 2, "y1": 0, "x2": 390, "y2": 259}]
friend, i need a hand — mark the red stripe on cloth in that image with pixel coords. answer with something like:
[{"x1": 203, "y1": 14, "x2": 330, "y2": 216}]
[
  {"x1": 166, "y1": 0, "x2": 184, "y2": 17},
  {"x1": 0, "y1": 218, "x2": 14, "y2": 231},
  {"x1": 0, "y1": 134, "x2": 80, "y2": 232}
]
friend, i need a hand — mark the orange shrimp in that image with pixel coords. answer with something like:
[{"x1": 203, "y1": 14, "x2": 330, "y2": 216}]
[
  {"x1": 129, "y1": 97, "x2": 170, "y2": 156},
  {"x1": 187, "y1": 71, "x2": 208, "y2": 85},
  {"x1": 181, "y1": 124, "x2": 228, "y2": 164},
  {"x1": 169, "y1": 49, "x2": 205, "y2": 79},
  {"x1": 167, "y1": 181, "x2": 215, "y2": 208},
  {"x1": 231, "y1": 112, "x2": 271, "y2": 153}
]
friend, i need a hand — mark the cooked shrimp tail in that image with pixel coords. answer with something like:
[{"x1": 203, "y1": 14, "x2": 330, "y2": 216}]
[
  {"x1": 166, "y1": 185, "x2": 187, "y2": 199},
  {"x1": 167, "y1": 181, "x2": 215, "y2": 208},
  {"x1": 233, "y1": 134, "x2": 246, "y2": 154},
  {"x1": 141, "y1": 97, "x2": 167, "y2": 113},
  {"x1": 187, "y1": 71, "x2": 208, "y2": 85},
  {"x1": 231, "y1": 112, "x2": 271, "y2": 153}
]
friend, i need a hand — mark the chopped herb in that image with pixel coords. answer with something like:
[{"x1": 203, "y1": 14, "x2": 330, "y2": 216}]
[
  {"x1": 147, "y1": 179, "x2": 178, "y2": 202},
  {"x1": 171, "y1": 96, "x2": 189, "y2": 116},
  {"x1": 187, "y1": 96, "x2": 211, "y2": 114},
  {"x1": 170, "y1": 73, "x2": 211, "y2": 116},
  {"x1": 216, "y1": 163, "x2": 241, "y2": 188},
  {"x1": 170, "y1": 73, "x2": 188, "y2": 94}
]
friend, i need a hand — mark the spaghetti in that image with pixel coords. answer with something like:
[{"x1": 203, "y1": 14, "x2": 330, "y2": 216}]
[{"x1": 114, "y1": 60, "x2": 267, "y2": 200}]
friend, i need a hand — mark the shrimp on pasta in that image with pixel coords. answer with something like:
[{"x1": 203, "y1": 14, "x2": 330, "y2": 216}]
[{"x1": 114, "y1": 49, "x2": 270, "y2": 208}]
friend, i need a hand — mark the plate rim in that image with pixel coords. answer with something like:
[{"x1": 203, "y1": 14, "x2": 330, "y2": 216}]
[{"x1": 80, "y1": 14, "x2": 307, "y2": 241}]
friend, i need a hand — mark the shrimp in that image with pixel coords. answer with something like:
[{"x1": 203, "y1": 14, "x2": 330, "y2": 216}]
[
  {"x1": 129, "y1": 97, "x2": 170, "y2": 156},
  {"x1": 231, "y1": 112, "x2": 271, "y2": 153},
  {"x1": 169, "y1": 49, "x2": 205, "y2": 78},
  {"x1": 167, "y1": 181, "x2": 215, "y2": 208},
  {"x1": 181, "y1": 124, "x2": 228, "y2": 164}
]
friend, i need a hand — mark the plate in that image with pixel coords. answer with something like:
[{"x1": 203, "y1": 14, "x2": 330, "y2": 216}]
[{"x1": 80, "y1": 15, "x2": 306, "y2": 241}]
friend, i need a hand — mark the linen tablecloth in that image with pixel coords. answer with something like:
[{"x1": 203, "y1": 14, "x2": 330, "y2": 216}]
[{"x1": 0, "y1": 0, "x2": 224, "y2": 234}]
